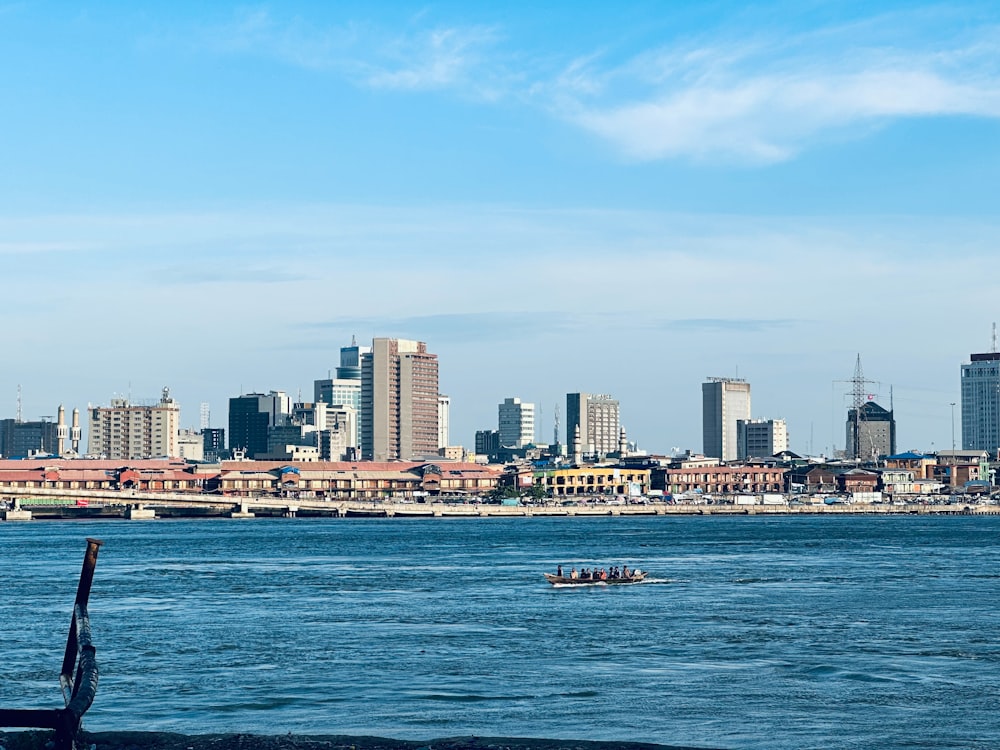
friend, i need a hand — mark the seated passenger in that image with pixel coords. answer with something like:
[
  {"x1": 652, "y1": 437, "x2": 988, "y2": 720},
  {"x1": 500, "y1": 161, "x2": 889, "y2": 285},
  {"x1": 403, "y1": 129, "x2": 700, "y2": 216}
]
[{"x1": 570, "y1": 567, "x2": 578, "y2": 579}]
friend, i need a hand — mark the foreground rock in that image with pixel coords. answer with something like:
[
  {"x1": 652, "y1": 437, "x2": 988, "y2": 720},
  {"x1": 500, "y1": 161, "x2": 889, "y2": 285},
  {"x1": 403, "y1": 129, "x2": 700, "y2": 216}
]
[{"x1": 1, "y1": 731, "x2": 720, "y2": 750}]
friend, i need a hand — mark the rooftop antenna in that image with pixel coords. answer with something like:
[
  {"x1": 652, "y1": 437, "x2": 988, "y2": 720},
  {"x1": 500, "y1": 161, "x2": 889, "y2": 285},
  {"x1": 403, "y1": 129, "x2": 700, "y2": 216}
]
[
  {"x1": 554, "y1": 403, "x2": 561, "y2": 446},
  {"x1": 992, "y1": 322, "x2": 997, "y2": 353},
  {"x1": 16, "y1": 384, "x2": 22, "y2": 423}
]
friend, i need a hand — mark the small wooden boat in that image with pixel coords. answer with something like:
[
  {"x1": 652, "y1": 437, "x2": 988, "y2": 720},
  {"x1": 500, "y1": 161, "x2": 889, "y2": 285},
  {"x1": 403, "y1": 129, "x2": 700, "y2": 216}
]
[{"x1": 544, "y1": 571, "x2": 648, "y2": 586}]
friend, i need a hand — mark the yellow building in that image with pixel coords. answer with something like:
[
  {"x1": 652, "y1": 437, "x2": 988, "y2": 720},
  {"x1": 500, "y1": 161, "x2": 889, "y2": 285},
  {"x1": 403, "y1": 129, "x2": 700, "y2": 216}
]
[{"x1": 535, "y1": 466, "x2": 650, "y2": 497}]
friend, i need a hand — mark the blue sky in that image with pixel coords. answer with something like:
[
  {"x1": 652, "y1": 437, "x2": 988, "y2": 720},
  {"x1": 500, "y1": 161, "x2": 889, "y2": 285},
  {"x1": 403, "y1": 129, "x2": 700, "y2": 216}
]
[{"x1": 2, "y1": 1, "x2": 999, "y2": 456}]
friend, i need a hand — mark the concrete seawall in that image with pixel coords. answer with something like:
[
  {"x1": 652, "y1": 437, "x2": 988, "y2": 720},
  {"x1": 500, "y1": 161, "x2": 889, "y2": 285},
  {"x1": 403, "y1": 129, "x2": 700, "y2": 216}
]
[{"x1": 3, "y1": 486, "x2": 997, "y2": 519}]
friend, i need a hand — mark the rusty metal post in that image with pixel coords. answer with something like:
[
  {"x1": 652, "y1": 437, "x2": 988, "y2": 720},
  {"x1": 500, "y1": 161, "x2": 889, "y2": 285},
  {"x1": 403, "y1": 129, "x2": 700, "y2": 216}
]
[
  {"x1": 1, "y1": 538, "x2": 105, "y2": 750},
  {"x1": 61, "y1": 538, "x2": 103, "y2": 702}
]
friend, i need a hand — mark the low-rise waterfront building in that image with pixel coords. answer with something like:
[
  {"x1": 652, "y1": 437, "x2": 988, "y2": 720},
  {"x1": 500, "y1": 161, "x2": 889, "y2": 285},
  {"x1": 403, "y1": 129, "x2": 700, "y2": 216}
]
[
  {"x1": 656, "y1": 463, "x2": 785, "y2": 496},
  {"x1": 533, "y1": 465, "x2": 650, "y2": 498}
]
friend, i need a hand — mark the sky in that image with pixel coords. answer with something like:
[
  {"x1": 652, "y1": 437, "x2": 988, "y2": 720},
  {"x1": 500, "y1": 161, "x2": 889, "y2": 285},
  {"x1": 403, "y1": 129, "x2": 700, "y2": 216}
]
[{"x1": 2, "y1": 1, "x2": 1000, "y2": 457}]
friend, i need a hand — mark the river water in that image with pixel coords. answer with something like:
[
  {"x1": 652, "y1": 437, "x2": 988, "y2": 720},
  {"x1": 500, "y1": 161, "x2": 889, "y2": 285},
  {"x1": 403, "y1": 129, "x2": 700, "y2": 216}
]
[{"x1": 2, "y1": 515, "x2": 999, "y2": 749}]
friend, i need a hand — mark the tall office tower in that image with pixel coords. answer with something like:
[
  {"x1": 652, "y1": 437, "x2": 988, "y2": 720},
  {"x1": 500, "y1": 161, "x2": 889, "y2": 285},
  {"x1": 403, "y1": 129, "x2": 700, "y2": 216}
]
[
  {"x1": 228, "y1": 391, "x2": 291, "y2": 458},
  {"x1": 566, "y1": 393, "x2": 621, "y2": 457},
  {"x1": 498, "y1": 397, "x2": 535, "y2": 448},
  {"x1": 845, "y1": 401, "x2": 896, "y2": 460},
  {"x1": 314, "y1": 338, "x2": 367, "y2": 444},
  {"x1": 0, "y1": 416, "x2": 60, "y2": 458},
  {"x1": 438, "y1": 394, "x2": 450, "y2": 449},
  {"x1": 702, "y1": 377, "x2": 751, "y2": 461},
  {"x1": 88, "y1": 387, "x2": 181, "y2": 459},
  {"x1": 961, "y1": 349, "x2": 1000, "y2": 454},
  {"x1": 737, "y1": 418, "x2": 788, "y2": 459},
  {"x1": 361, "y1": 338, "x2": 440, "y2": 461},
  {"x1": 336, "y1": 337, "x2": 371, "y2": 379}
]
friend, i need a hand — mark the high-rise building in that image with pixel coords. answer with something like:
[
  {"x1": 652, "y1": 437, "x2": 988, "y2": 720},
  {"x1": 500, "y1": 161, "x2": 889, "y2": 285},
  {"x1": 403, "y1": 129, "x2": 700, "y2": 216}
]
[
  {"x1": 737, "y1": 418, "x2": 788, "y2": 459},
  {"x1": 314, "y1": 339, "x2": 368, "y2": 449},
  {"x1": 961, "y1": 350, "x2": 1000, "y2": 454},
  {"x1": 702, "y1": 377, "x2": 751, "y2": 461},
  {"x1": 228, "y1": 391, "x2": 291, "y2": 458},
  {"x1": 846, "y1": 401, "x2": 896, "y2": 460},
  {"x1": 0, "y1": 417, "x2": 59, "y2": 458},
  {"x1": 566, "y1": 393, "x2": 620, "y2": 457},
  {"x1": 336, "y1": 337, "x2": 370, "y2": 380},
  {"x1": 88, "y1": 387, "x2": 181, "y2": 459},
  {"x1": 361, "y1": 338, "x2": 440, "y2": 461},
  {"x1": 499, "y1": 397, "x2": 535, "y2": 448}
]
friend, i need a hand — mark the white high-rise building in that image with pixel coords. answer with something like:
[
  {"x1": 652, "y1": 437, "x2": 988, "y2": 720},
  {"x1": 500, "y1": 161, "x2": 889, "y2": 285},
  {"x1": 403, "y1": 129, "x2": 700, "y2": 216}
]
[
  {"x1": 703, "y1": 378, "x2": 751, "y2": 461},
  {"x1": 498, "y1": 397, "x2": 535, "y2": 448}
]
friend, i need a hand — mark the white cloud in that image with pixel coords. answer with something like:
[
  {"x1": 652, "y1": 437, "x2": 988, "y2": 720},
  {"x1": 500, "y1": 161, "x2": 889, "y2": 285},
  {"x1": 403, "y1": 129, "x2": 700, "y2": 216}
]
[
  {"x1": 206, "y1": 9, "x2": 504, "y2": 97},
  {"x1": 364, "y1": 26, "x2": 500, "y2": 93},
  {"x1": 553, "y1": 21, "x2": 1000, "y2": 163}
]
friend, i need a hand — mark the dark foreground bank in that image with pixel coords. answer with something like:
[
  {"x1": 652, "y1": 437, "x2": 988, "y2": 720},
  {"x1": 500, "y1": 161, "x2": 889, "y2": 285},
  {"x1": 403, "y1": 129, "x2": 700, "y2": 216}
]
[{"x1": 0, "y1": 732, "x2": 721, "y2": 750}]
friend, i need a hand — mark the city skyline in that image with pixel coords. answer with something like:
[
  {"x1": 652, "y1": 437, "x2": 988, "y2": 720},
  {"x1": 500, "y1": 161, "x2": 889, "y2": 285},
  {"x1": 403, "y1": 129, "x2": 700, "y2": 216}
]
[
  {"x1": 2, "y1": 2, "x2": 999, "y2": 455},
  {"x1": 0, "y1": 340, "x2": 984, "y2": 459}
]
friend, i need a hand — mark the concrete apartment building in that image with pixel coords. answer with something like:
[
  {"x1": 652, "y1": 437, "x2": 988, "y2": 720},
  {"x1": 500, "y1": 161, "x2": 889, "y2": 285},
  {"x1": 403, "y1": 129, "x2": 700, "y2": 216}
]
[
  {"x1": 737, "y1": 418, "x2": 788, "y2": 459},
  {"x1": 499, "y1": 397, "x2": 535, "y2": 448},
  {"x1": 702, "y1": 377, "x2": 751, "y2": 461},
  {"x1": 566, "y1": 393, "x2": 620, "y2": 457},
  {"x1": 361, "y1": 338, "x2": 440, "y2": 461},
  {"x1": 88, "y1": 388, "x2": 181, "y2": 459}
]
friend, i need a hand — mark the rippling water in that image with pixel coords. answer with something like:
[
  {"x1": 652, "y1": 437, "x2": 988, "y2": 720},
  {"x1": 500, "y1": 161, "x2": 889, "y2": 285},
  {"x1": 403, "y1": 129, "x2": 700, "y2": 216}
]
[{"x1": 2, "y1": 515, "x2": 1000, "y2": 749}]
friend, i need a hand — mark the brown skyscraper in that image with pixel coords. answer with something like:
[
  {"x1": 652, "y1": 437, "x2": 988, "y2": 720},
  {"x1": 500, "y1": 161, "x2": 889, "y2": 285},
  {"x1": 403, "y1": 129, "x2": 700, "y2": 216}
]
[{"x1": 361, "y1": 338, "x2": 440, "y2": 461}]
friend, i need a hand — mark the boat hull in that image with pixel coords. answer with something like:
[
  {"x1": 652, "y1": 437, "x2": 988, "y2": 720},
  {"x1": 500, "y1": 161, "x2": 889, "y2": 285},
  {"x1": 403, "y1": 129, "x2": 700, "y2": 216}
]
[{"x1": 544, "y1": 572, "x2": 648, "y2": 585}]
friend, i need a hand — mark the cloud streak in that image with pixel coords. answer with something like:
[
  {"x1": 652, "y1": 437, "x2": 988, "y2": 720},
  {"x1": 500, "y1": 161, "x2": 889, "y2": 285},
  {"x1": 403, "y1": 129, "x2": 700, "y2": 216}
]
[{"x1": 202, "y1": 6, "x2": 1000, "y2": 163}]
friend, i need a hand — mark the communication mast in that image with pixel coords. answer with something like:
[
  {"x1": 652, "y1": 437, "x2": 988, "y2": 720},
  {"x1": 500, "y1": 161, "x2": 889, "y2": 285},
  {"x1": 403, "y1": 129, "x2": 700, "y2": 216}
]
[{"x1": 847, "y1": 354, "x2": 879, "y2": 461}]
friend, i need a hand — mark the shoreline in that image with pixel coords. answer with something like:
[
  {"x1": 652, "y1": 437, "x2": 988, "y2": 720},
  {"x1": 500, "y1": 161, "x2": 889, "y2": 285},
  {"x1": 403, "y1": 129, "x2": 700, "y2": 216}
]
[{"x1": 4, "y1": 497, "x2": 999, "y2": 521}]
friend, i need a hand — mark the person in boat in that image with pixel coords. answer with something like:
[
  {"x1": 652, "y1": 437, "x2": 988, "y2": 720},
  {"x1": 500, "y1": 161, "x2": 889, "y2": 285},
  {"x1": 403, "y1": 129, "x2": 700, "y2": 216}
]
[
  {"x1": 599, "y1": 568, "x2": 608, "y2": 580},
  {"x1": 622, "y1": 564, "x2": 630, "y2": 578},
  {"x1": 570, "y1": 567, "x2": 578, "y2": 579},
  {"x1": 557, "y1": 564, "x2": 563, "y2": 578}
]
